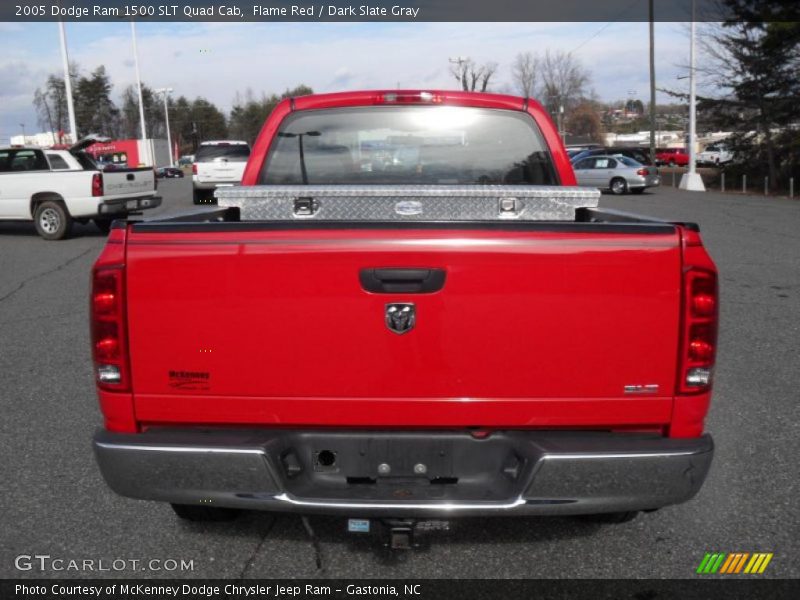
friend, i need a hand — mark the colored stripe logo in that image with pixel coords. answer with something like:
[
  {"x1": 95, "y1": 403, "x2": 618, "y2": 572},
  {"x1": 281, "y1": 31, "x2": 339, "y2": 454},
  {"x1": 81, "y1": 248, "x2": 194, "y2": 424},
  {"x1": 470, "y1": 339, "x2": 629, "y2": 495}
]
[{"x1": 696, "y1": 552, "x2": 773, "y2": 574}]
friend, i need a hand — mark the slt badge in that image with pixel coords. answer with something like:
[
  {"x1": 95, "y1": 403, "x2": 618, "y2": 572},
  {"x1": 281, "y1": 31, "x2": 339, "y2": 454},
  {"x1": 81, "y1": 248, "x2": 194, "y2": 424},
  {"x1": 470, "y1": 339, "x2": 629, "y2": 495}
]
[{"x1": 386, "y1": 303, "x2": 416, "y2": 334}]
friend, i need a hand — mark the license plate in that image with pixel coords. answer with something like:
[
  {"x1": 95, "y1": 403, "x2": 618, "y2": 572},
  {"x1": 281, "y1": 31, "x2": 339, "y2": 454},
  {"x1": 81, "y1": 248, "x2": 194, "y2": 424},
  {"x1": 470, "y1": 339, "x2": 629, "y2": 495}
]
[{"x1": 347, "y1": 519, "x2": 370, "y2": 533}]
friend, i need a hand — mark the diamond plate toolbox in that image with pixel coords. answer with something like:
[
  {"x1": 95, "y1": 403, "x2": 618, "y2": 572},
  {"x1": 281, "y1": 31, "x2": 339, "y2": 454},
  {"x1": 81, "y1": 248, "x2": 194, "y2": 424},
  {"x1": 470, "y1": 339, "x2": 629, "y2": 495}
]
[{"x1": 215, "y1": 185, "x2": 600, "y2": 222}]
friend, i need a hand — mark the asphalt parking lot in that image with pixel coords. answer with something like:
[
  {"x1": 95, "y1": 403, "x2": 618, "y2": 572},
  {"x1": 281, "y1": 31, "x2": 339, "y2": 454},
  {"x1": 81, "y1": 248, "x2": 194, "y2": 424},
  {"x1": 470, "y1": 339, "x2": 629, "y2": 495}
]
[{"x1": 1, "y1": 179, "x2": 798, "y2": 579}]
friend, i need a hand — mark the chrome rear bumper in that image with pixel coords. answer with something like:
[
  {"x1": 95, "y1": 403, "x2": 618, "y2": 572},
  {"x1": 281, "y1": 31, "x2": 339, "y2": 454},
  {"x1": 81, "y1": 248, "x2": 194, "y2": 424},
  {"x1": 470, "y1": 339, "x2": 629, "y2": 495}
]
[{"x1": 94, "y1": 429, "x2": 713, "y2": 517}]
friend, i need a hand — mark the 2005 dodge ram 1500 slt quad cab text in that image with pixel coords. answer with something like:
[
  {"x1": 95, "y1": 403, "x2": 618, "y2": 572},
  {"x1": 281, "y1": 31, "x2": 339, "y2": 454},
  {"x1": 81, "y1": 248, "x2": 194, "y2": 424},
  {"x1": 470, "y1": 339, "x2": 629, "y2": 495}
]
[{"x1": 92, "y1": 91, "x2": 717, "y2": 545}]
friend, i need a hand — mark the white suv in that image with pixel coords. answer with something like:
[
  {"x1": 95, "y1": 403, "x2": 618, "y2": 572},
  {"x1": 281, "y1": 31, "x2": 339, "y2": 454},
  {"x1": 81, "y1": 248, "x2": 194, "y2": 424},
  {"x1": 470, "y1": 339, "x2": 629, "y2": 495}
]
[{"x1": 192, "y1": 141, "x2": 250, "y2": 204}]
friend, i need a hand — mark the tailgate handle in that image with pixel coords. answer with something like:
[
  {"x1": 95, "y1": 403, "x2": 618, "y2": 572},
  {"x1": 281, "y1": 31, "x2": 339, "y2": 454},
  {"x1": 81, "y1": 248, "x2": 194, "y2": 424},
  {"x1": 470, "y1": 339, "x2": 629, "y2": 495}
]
[
  {"x1": 126, "y1": 174, "x2": 135, "y2": 181},
  {"x1": 360, "y1": 268, "x2": 446, "y2": 294}
]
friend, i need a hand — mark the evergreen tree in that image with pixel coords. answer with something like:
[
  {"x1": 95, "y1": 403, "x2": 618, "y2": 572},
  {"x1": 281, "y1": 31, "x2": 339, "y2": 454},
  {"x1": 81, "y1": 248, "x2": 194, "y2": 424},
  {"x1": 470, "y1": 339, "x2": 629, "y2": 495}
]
[
  {"x1": 699, "y1": 1, "x2": 800, "y2": 187},
  {"x1": 167, "y1": 95, "x2": 194, "y2": 154},
  {"x1": 190, "y1": 97, "x2": 228, "y2": 144},
  {"x1": 228, "y1": 85, "x2": 313, "y2": 145},
  {"x1": 74, "y1": 66, "x2": 119, "y2": 137},
  {"x1": 120, "y1": 83, "x2": 165, "y2": 139}
]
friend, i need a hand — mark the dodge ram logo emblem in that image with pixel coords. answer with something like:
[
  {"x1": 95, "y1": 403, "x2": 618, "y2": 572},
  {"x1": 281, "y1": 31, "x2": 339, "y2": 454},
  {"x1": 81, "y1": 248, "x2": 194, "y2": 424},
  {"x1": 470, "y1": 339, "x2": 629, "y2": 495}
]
[
  {"x1": 394, "y1": 200, "x2": 423, "y2": 216},
  {"x1": 386, "y1": 303, "x2": 415, "y2": 334}
]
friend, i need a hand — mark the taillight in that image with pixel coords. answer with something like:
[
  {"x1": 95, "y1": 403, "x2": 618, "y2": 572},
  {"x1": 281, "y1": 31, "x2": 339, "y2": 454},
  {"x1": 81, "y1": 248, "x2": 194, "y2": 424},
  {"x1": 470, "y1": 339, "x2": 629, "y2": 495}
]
[
  {"x1": 376, "y1": 91, "x2": 442, "y2": 104},
  {"x1": 679, "y1": 268, "x2": 718, "y2": 393},
  {"x1": 92, "y1": 172, "x2": 103, "y2": 197},
  {"x1": 636, "y1": 168, "x2": 649, "y2": 176},
  {"x1": 192, "y1": 163, "x2": 197, "y2": 175},
  {"x1": 91, "y1": 266, "x2": 130, "y2": 391}
]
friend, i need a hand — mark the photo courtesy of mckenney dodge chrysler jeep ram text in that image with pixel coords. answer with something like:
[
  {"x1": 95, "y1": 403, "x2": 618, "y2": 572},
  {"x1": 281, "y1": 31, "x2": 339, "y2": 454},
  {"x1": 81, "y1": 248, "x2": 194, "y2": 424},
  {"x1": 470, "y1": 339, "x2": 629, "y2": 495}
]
[{"x1": 91, "y1": 90, "x2": 717, "y2": 547}]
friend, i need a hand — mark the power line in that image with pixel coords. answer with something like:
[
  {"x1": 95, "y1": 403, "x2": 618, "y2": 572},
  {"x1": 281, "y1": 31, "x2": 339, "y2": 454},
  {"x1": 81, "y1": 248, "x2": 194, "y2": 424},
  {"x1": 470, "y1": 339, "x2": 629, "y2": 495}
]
[
  {"x1": 570, "y1": 22, "x2": 615, "y2": 55},
  {"x1": 569, "y1": 0, "x2": 642, "y2": 55}
]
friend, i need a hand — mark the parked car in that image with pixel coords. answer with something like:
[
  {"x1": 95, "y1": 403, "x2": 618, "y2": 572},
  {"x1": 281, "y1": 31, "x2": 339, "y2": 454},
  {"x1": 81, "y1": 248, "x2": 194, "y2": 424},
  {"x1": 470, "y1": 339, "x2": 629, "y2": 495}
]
[
  {"x1": 156, "y1": 167, "x2": 184, "y2": 179},
  {"x1": 571, "y1": 146, "x2": 653, "y2": 166},
  {"x1": 565, "y1": 143, "x2": 602, "y2": 153},
  {"x1": 566, "y1": 149, "x2": 584, "y2": 160},
  {"x1": 92, "y1": 90, "x2": 716, "y2": 544},
  {"x1": 697, "y1": 143, "x2": 733, "y2": 167},
  {"x1": 0, "y1": 136, "x2": 160, "y2": 239},
  {"x1": 655, "y1": 148, "x2": 690, "y2": 167},
  {"x1": 573, "y1": 154, "x2": 660, "y2": 194},
  {"x1": 192, "y1": 141, "x2": 250, "y2": 204}
]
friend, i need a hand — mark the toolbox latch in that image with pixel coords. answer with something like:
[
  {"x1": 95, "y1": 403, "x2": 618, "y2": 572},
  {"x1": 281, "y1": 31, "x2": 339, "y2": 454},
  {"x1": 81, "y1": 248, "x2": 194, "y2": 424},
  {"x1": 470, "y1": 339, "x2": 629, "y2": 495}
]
[{"x1": 293, "y1": 197, "x2": 318, "y2": 217}]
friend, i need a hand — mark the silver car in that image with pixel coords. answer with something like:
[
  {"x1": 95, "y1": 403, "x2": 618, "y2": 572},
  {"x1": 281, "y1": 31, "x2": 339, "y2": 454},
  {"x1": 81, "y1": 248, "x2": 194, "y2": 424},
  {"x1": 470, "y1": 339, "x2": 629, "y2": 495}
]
[{"x1": 572, "y1": 154, "x2": 660, "y2": 195}]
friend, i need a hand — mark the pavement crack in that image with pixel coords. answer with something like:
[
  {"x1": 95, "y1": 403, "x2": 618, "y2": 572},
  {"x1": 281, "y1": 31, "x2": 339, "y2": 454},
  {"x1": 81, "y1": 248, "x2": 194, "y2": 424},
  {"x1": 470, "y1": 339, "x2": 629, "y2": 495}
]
[
  {"x1": 238, "y1": 517, "x2": 277, "y2": 579},
  {"x1": 0, "y1": 247, "x2": 95, "y2": 304},
  {"x1": 0, "y1": 310, "x2": 84, "y2": 326}
]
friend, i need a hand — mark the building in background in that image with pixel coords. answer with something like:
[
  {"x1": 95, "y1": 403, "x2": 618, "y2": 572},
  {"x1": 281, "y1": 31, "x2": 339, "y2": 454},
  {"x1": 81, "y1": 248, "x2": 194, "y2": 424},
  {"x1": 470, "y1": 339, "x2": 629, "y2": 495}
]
[
  {"x1": 9, "y1": 131, "x2": 75, "y2": 147},
  {"x1": 85, "y1": 139, "x2": 171, "y2": 168}
]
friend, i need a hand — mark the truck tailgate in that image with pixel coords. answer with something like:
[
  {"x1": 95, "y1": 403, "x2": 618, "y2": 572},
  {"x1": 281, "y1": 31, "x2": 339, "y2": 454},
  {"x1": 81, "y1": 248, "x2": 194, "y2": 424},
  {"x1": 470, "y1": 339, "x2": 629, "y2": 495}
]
[
  {"x1": 125, "y1": 226, "x2": 681, "y2": 428},
  {"x1": 102, "y1": 167, "x2": 155, "y2": 198}
]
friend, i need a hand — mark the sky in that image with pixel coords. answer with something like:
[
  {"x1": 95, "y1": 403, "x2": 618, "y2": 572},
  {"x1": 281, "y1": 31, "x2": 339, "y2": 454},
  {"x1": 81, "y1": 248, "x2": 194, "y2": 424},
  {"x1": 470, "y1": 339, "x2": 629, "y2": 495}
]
[{"x1": 0, "y1": 21, "x2": 694, "y2": 143}]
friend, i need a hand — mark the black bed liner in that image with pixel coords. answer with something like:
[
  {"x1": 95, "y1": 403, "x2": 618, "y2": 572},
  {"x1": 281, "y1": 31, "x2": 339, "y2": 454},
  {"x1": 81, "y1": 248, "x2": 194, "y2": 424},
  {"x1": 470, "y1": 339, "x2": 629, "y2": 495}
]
[{"x1": 122, "y1": 206, "x2": 698, "y2": 234}]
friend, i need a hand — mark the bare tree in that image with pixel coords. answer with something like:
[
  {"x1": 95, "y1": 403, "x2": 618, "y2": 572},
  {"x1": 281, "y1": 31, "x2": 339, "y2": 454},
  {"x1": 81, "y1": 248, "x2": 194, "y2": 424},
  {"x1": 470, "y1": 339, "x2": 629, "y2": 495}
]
[
  {"x1": 538, "y1": 50, "x2": 590, "y2": 114},
  {"x1": 511, "y1": 52, "x2": 538, "y2": 98},
  {"x1": 33, "y1": 88, "x2": 55, "y2": 139},
  {"x1": 449, "y1": 57, "x2": 499, "y2": 92},
  {"x1": 566, "y1": 102, "x2": 606, "y2": 145},
  {"x1": 32, "y1": 63, "x2": 79, "y2": 143}
]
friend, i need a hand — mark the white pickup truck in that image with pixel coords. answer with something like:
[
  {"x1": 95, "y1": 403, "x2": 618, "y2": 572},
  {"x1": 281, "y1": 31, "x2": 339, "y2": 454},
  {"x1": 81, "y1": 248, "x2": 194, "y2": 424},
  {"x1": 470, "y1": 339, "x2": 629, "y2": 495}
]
[
  {"x1": 0, "y1": 137, "x2": 160, "y2": 240},
  {"x1": 697, "y1": 142, "x2": 733, "y2": 167}
]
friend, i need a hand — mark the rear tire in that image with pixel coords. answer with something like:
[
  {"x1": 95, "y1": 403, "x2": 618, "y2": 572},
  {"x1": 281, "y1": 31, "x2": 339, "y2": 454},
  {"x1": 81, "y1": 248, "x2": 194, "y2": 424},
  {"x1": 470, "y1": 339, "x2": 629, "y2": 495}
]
[
  {"x1": 34, "y1": 200, "x2": 72, "y2": 240},
  {"x1": 610, "y1": 177, "x2": 628, "y2": 195},
  {"x1": 579, "y1": 511, "x2": 639, "y2": 524},
  {"x1": 94, "y1": 218, "x2": 113, "y2": 234},
  {"x1": 171, "y1": 503, "x2": 241, "y2": 522}
]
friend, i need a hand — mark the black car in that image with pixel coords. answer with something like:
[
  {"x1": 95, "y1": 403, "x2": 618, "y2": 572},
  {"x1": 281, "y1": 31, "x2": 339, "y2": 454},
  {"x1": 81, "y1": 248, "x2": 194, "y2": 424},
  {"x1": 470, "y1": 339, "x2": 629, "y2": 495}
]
[{"x1": 156, "y1": 167, "x2": 184, "y2": 178}]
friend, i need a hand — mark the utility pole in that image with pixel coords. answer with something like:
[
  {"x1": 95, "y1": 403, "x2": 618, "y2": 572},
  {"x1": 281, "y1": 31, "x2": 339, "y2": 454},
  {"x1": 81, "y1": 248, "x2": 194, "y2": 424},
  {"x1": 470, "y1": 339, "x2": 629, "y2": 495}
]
[
  {"x1": 58, "y1": 19, "x2": 78, "y2": 143},
  {"x1": 648, "y1": 0, "x2": 657, "y2": 165},
  {"x1": 679, "y1": 0, "x2": 705, "y2": 191},
  {"x1": 449, "y1": 56, "x2": 468, "y2": 90}
]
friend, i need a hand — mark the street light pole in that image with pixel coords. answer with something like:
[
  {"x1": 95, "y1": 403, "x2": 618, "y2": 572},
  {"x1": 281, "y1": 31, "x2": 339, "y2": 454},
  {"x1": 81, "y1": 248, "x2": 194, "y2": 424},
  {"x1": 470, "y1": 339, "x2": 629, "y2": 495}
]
[
  {"x1": 155, "y1": 87, "x2": 174, "y2": 167},
  {"x1": 58, "y1": 19, "x2": 78, "y2": 143},
  {"x1": 131, "y1": 22, "x2": 147, "y2": 141},
  {"x1": 680, "y1": 0, "x2": 705, "y2": 192},
  {"x1": 648, "y1": 0, "x2": 657, "y2": 165}
]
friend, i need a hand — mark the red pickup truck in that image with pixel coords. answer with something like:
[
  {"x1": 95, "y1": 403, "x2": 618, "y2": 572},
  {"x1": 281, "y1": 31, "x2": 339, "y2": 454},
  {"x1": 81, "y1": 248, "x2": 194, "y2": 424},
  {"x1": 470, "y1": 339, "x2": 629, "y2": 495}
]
[
  {"x1": 656, "y1": 148, "x2": 690, "y2": 167},
  {"x1": 92, "y1": 91, "x2": 716, "y2": 540}
]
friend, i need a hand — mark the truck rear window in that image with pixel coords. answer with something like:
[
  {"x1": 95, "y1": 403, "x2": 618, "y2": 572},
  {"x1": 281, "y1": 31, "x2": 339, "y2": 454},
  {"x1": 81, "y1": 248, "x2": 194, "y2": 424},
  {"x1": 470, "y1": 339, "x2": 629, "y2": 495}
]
[
  {"x1": 260, "y1": 106, "x2": 558, "y2": 185},
  {"x1": 196, "y1": 145, "x2": 250, "y2": 162}
]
